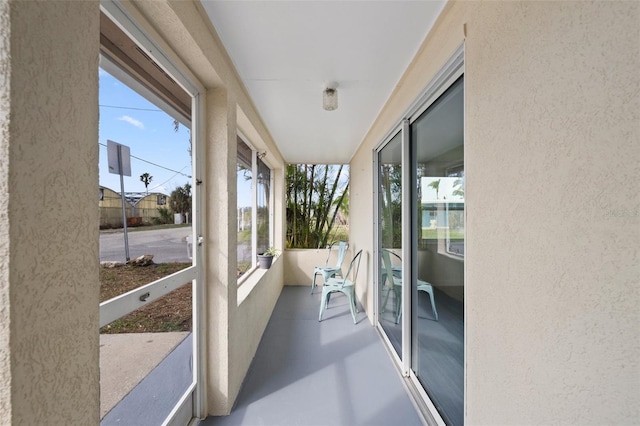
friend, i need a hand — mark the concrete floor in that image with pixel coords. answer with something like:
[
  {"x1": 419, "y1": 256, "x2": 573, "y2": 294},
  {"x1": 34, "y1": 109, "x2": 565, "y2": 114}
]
[
  {"x1": 98, "y1": 286, "x2": 424, "y2": 425},
  {"x1": 202, "y1": 286, "x2": 424, "y2": 426}
]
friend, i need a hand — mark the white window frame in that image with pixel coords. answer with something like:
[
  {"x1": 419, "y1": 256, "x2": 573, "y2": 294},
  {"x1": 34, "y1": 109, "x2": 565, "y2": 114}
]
[{"x1": 237, "y1": 135, "x2": 273, "y2": 284}]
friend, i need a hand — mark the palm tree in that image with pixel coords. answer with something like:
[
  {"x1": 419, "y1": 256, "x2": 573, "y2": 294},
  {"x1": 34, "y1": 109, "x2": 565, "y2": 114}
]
[
  {"x1": 140, "y1": 172, "x2": 153, "y2": 194},
  {"x1": 428, "y1": 179, "x2": 441, "y2": 199},
  {"x1": 452, "y1": 177, "x2": 464, "y2": 199}
]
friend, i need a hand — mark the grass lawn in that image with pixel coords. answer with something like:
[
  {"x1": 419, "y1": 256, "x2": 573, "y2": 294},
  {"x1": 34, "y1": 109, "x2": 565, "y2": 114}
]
[
  {"x1": 421, "y1": 228, "x2": 464, "y2": 240},
  {"x1": 100, "y1": 262, "x2": 192, "y2": 334}
]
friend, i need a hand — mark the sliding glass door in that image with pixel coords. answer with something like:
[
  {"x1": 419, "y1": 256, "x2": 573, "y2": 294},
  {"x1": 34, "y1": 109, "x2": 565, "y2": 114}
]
[
  {"x1": 375, "y1": 51, "x2": 464, "y2": 425},
  {"x1": 377, "y1": 130, "x2": 403, "y2": 358},
  {"x1": 410, "y1": 76, "x2": 464, "y2": 426}
]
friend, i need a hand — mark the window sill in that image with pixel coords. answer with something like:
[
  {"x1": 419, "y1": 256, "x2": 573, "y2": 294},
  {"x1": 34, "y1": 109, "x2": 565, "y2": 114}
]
[
  {"x1": 236, "y1": 257, "x2": 279, "y2": 305},
  {"x1": 237, "y1": 265, "x2": 258, "y2": 287}
]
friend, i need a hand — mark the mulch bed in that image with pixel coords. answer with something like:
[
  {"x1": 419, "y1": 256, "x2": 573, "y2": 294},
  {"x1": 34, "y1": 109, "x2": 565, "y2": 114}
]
[{"x1": 100, "y1": 263, "x2": 192, "y2": 334}]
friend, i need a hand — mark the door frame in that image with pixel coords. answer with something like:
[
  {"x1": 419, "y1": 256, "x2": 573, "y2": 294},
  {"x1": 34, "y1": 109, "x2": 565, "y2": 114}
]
[{"x1": 99, "y1": 1, "x2": 206, "y2": 423}]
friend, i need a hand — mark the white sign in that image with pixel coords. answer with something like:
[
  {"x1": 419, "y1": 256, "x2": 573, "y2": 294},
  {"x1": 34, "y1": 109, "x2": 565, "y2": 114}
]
[{"x1": 107, "y1": 140, "x2": 131, "y2": 176}]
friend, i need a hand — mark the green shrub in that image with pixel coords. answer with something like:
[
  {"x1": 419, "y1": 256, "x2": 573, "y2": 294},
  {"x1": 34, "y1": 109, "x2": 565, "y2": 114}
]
[{"x1": 153, "y1": 207, "x2": 173, "y2": 225}]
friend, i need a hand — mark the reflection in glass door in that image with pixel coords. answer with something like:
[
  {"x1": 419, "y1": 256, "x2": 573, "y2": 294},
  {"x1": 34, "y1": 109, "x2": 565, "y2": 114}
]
[
  {"x1": 411, "y1": 76, "x2": 464, "y2": 425},
  {"x1": 377, "y1": 131, "x2": 403, "y2": 358}
]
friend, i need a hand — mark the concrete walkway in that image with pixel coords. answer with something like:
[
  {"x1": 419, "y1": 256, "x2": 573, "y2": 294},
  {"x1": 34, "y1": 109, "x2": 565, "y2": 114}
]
[{"x1": 100, "y1": 332, "x2": 192, "y2": 422}]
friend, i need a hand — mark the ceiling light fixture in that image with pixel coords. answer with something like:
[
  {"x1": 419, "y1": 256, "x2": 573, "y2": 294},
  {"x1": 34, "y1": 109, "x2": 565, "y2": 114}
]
[{"x1": 323, "y1": 87, "x2": 338, "y2": 111}]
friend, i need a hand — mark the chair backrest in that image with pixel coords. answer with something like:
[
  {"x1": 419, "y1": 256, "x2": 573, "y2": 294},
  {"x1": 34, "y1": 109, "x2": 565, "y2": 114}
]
[
  {"x1": 334, "y1": 241, "x2": 349, "y2": 268},
  {"x1": 380, "y1": 249, "x2": 395, "y2": 286},
  {"x1": 343, "y1": 249, "x2": 363, "y2": 284},
  {"x1": 324, "y1": 241, "x2": 349, "y2": 267}
]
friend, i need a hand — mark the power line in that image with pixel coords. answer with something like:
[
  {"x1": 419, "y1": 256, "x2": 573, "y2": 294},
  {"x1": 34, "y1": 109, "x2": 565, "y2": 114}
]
[
  {"x1": 99, "y1": 104, "x2": 162, "y2": 112},
  {"x1": 149, "y1": 167, "x2": 190, "y2": 192},
  {"x1": 98, "y1": 142, "x2": 191, "y2": 178}
]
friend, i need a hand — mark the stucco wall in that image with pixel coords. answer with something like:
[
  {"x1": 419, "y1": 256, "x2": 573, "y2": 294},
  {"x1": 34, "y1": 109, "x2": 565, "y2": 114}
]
[
  {"x1": 0, "y1": 1, "x2": 100, "y2": 423},
  {"x1": 350, "y1": 1, "x2": 639, "y2": 424},
  {"x1": 231, "y1": 257, "x2": 283, "y2": 405},
  {"x1": 0, "y1": 1, "x2": 10, "y2": 420}
]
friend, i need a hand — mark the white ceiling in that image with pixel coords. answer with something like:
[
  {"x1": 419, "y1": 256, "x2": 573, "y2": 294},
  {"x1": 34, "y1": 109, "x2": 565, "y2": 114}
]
[{"x1": 200, "y1": 1, "x2": 446, "y2": 164}]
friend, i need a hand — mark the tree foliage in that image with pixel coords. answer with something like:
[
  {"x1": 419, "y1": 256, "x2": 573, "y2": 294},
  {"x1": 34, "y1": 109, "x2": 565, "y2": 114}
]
[
  {"x1": 452, "y1": 177, "x2": 464, "y2": 198},
  {"x1": 286, "y1": 164, "x2": 349, "y2": 248},
  {"x1": 380, "y1": 164, "x2": 402, "y2": 248},
  {"x1": 169, "y1": 183, "x2": 192, "y2": 223}
]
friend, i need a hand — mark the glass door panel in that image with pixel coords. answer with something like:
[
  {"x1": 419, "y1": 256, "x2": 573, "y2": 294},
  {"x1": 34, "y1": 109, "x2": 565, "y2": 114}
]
[
  {"x1": 378, "y1": 131, "x2": 403, "y2": 358},
  {"x1": 411, "y1": 76, "x2": 464, "y2": 425}
]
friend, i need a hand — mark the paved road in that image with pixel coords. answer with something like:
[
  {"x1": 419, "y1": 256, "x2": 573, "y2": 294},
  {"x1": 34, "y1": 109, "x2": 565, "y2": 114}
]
[{"x1": 100, "y1": 227, "x2": 192, "y2": 263}]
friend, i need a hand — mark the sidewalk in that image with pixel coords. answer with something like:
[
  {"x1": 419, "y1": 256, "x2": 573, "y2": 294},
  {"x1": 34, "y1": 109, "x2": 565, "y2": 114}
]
[{"x1": 100, "y1": 332, "x2": 191, "y2": 421}]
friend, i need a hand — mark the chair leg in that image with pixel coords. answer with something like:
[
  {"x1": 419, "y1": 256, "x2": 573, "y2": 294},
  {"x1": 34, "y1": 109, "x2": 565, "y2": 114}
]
[
  {"x1": 311, "y1": 272, "x2": 317, "y2": 293},
  {"x1": 381, "y1": 289, "x2": 389, "y2": 313},
  {"x1": 427, "y1": 288, "x2": 438, "y2": 321},
  {"x1": 418, "y1": 285, "x2": 438, "y2": 321},
  {"x1": 381, "y1": 277, "x2": 391, "y2": 313},
  {"x1": 319, "y1": 289, "x2": 328, "y2": 321},
  {"x1": 344, "y1": 288, "x2": 357, "y2": 324},
  {"x1": 395, "y1": 287, "x2": 402, "y2": 324}
]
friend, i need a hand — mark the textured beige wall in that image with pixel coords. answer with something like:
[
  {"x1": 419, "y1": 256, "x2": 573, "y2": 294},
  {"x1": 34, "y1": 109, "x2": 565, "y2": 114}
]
[
  {"x1": 351, "y1": 1, "x2": 639, "y2": 424},
  {"x1": 349, "y1": 147, "x2": 375, "y2": 321},
  {"x1": 230, "y1": 257, "x2": 283, "y2": 407},
  {"x1": 465, "y1": 2, "x2": 639, "y2": 423},
  {"x1": 0, "y1": 2, "x2": 10, "y2": 420},
  {"x1": 202, "y1": 87, "x2": 284, "y2": 416},
  {"x1": 204, "y1": 86, "x2": 237, "y2": 414},
  {"x1": 0, "y1": 0, "x2": 100, "y2": 423},
  {"x1": 203, "y1": 86, "x2": 286, "y2": 416}
]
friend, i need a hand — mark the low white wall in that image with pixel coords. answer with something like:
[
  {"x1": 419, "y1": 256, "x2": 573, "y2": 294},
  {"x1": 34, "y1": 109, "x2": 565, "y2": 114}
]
[
  {"x1": 284, "y1": 249, "x2": 330, "y2": 286},
  {"x1": 283, "y1": 248, "x2": 354, "y2": 287}
]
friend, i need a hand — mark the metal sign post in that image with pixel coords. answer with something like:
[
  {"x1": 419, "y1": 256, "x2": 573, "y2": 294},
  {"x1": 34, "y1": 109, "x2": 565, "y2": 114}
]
[{"x1": 107, "y1": 140, "x2": 132, "y2": 261}]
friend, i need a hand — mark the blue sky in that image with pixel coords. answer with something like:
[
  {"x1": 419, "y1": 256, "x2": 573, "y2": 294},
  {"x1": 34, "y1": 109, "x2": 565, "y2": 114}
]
[{"x1": 99, "y1": 68, "x2": 192, "y2": 196}]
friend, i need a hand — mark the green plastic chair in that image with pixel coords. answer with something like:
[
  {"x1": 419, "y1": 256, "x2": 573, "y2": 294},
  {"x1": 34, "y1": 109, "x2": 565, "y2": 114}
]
[
  {"x1": 318, "y1": 249, "x2": 363, "y2": 324},
  {"x1": 381, "y1": 249, "x2": 438, "y2": 323},
  {"x1": 311, "y1": 241, "x2": 349, "y2": 294}
]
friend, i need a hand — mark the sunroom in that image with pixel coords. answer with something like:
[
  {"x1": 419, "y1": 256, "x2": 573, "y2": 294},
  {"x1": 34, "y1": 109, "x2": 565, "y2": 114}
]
[{"x1": 0, "y1": 1, "x2": 637, "y2": 426}]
